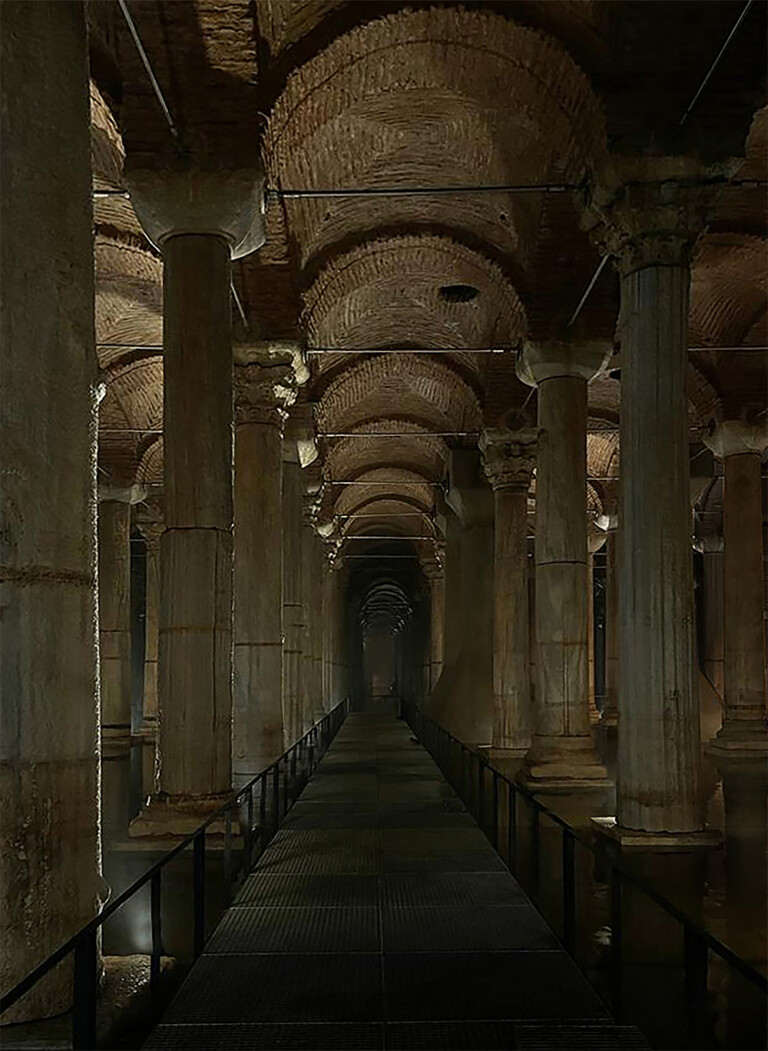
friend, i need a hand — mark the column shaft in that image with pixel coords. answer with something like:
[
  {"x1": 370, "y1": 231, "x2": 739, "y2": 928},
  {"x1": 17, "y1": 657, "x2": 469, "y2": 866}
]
[
  {"x1": 282, "y1": 461, "x2": 305, "y2": 746},
  {"x1": 158, "y1": 234, "x2": 233, "y2": 800},
  {"x1": 527, "y1": 373, "x2": 606, "y2": 784},
  {"x1": 233, "y1": 418, "x2": 284, "y2": 784},
  {"x1": 619, "y1": 263, "x2": 701, "y2": 832},
  {"x1": 142, "y1": 530, "x2": 160, "y2": 735},
  {"x1": 493, "y1": 486, "x2": 531, "y2": 753},
  {"x1": 602, "y1": 530, "x2": 619, "y2": 726},
  {"x1": 722, "y1": 452, "x2": 767, "y2": 734},
  {"x1": 0, "y1": 0, "x2": 101, "y2": 1018},
  {"x1": 98, "y1": 500, "x2": 132, "y2": 749}
]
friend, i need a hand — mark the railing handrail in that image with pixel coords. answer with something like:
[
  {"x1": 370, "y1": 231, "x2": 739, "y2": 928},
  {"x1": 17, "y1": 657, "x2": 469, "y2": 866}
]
[
  {"x1": 0, "y1": 699, "x2": 349, "y2": 1015},
  {"x1": 404, "y1": 702, "x2": 768, "y2": 996}
]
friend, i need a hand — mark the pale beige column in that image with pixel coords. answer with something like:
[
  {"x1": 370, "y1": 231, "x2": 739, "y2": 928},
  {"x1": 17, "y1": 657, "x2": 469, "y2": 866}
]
[
  {"x1": 516, "y1": 341, "x2": 611, "y2": 789},
  {"x1": 587, "y1": 525, "x2": 606, "y2": 726},
  {"x1": 0, "y1": 0, "x2": 102, "y2": 1019},
  {"x1": 600, "y1": 525, "x2": 620, "y2": 727},
  {"x1": 98, "y1": 497, "x2": 133, "y2": 752},
  {"x1": 588, "y1": 174, "x2": 715, "y2": 839},
  {"x1": 704, "y1": 421, "x2": 768, "y2": 754},
  {"x1": 127, "y1": 166, "x2": 265, "y2": 834},
  {"x1": 422, "y1": 555, "x2": 445, "y2": 694},
  {"x1": 135, "y1": 503, "x2": 164, "y2": 740},
  {"x1": 282, "y1": 455, "x2": 305, "y2": 747},
  {"x1": 481, "y1": 429, "x2": 537, "y2": 756},
  {"x1": 430, "y1": 450, "x2": 495, "y2": 745},
  {"x1": 232, "y1": 348, "x2": 300, "y2": 787}
]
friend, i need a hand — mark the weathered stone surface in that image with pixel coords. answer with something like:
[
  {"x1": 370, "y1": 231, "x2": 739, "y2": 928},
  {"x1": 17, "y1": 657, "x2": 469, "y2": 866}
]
[
  {"x1": 98, "y1": 499, "x2": 132, "y2": 750},
  {"x1": 0, "y1": 0, "x2": 100, "y2": 1019}
]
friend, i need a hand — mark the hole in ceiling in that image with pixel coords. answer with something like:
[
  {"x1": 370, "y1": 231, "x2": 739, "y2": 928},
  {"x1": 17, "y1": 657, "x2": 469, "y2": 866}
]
[{"x1": 438, "y1": 284, "x2": 479, "y2": 304}]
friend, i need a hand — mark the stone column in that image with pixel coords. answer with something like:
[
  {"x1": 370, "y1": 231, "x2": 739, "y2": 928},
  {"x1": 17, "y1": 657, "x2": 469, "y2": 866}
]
[
  {"x1": 135, "y1": 503, "x2": 164, "y2": 739},
  {"x1": 600, "y1": 524, "x2": 620, "y2": 727},
  {"x1": 516, "y1": 341, "x2": 611, "y2": 789},
  {"x1": 430, "y1": 450, "x2": 495, "y2": 745},
  {"x1": 704, "y1": 420, "x2": 768, "y2": 754},
  {"x1": 300, "y1": 506, "x2": 325, "y2": 730},
  {"x1": 587, "y1": 524, "x2": 607, "y2": 725},
  {"x1": 697, "y1": 532, "x2": 725, "y2": 697},
  {"x1": 232, "y1": 348, "x2": 300, "y2": 787},
  {"x1": 1, "y1": 0, "x2": 101, "y2": 1019},
  {"x1": 98, "y1": 496, "x2": 133, "y2": 753},
  {"x1": 126, "y1": 166, "x2": 265, "y2": 834},
  {"x1": 588, "y1": 177, "x2": 716, "y2": 839},
  {"x1": 422, "y1": 555, "x2": 445, "y2": 694},
  {"x1": 481, "y1": 428, "x2": 537, "y2": 756},
  {"x1": 282, "y1": 456, "x2": 305, "y2": 746}
]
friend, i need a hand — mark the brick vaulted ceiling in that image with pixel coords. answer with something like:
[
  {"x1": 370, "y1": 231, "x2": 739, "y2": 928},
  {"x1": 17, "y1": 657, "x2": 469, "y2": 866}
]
[{"x1": 87, "y1": 0, "x2": 766, "y2": 558}]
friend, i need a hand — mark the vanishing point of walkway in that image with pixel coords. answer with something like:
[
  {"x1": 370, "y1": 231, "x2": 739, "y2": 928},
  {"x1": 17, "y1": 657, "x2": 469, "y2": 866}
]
[{"x1": 144, "y1": 710, "x2": 650, "y2": 1050}]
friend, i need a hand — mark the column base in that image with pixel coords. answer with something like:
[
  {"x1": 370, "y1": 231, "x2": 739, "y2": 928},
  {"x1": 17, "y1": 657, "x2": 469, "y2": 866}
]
[
  {"x1": 519, "y1": 736, "x2": 612, "y2": 792},
  {"x1": 487, "y1": 744, "x2": 529, "y2": 759},
  {"x1": 600, "y1": 710, "x2": 618, "y2": 728},
  {"x1": 706, "y1": 723, "x2": 768, "y2": 757},
  {"x1": 128, "y1": 792, "x2": 234, "y2": 841},
  {"x1": 591, "y1": 816, "x2": 722, "y2": 851}
]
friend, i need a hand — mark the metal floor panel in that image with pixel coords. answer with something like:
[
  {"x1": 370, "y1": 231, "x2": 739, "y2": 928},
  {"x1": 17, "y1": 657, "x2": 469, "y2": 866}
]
[
  {"x1": 384, "y1": 1020, "x2": 518, "y2": 1049},
  {"x1": 144, "y1": 1022, "x2": 384, "y2": 1050},
  {"x1": 205, "y1": 905, "x2": 380, "y2": 953},
  {"x1": 514, "y1": 1025, "x2": 653, "y2": 1050},
  {"x1": 380, "y1": 872, "x2": 527, "y2": 907},
  {"x1": 383, "y1": 951, "x2": 610, "y2": 1022},
  {"x1": 161, "y1": 954, "x2": 383, "y2": 1023},
  {"x1": 381, "y1": 849, "x2": 507, "y2": 873},
  {"x1": 234, "y1": 873, "x2": 380, "y2": 907},
  {"x1": 382, "y1": 905, "x2": 559, "y2": 952},
  {"x1": 381, "y1": 828, "x2": 489, "y2": 851}
]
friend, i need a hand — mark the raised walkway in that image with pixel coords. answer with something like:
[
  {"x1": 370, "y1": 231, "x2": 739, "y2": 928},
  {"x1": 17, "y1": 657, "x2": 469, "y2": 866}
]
[{"x1": 144, "y1": 709, "x2": 650, "y2": 1050}]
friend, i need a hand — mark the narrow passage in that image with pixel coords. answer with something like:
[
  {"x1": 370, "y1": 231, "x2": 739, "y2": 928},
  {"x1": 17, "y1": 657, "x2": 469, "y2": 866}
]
[{"x1": 144, "y1": 710, "x2": 650, "y2": 1050}]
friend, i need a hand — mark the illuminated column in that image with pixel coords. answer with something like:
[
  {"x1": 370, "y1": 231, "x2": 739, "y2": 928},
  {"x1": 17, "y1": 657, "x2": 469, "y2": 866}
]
[
  {"x1": 97, "y1": 494, "x2": 133, "y2": 752},
  {"x1": 516, "y1": 340, "x2": 611, "y2": 789},
  {"x1": 588, "y1": 173, "x2": 717, "y2": 838},
  {"x1": 127, "y1": 165, "x2": 265, "y2": 834},
  {"x1": 232, "y1": 347, "x2": 300, "y2": 786},
  {"x1": 704, "y1": 420, "x2": 768, "y2": 754},
  {"x1": 135, "y1": 501, "x2": 164, "y2": 739},
  {"x1": 587, "y1": 523, "x2": 606, "y2": 725},
  {"x1": 1, "y1": 0, "x2": 102, "y2": 1018},
  {"x1": 481, "y1": 428, "x2": 537, "y2": 756}
]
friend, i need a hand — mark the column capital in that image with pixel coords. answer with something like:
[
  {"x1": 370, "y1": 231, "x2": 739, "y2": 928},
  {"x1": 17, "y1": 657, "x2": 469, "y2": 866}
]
[
  {"x1": 125, "y1": 164, "x2": 266, "y2": 259},
  {"x1": 234, "y1": 344, "x2": 306, "y2": 428},
  {"x1": 581, "y1": 158, "x2": 732, "y2": 276},
  {"x1": 517, "y1": 339, "x2": 611, "y2": 386},
  {"x1": 479, "y1": 428, "x2": 537, "y2": 492},
  {"x1": 703, "y1": 418, "x2": 768, "y2": 459},
  {"x1": 587, "y1": 518, "x2": 607, "y2": 554},
  {"x1": 98, "y1": 484, "x2": 147, "y2": 505},
  {"x1": 134, "y1": 498, "x2": 164, "y2": 547}
]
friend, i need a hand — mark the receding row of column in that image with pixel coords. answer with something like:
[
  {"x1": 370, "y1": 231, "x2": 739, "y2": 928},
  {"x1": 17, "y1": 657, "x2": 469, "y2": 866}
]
[{"x1": 424, "y1": 186, "x2": 767, "y2": 843}]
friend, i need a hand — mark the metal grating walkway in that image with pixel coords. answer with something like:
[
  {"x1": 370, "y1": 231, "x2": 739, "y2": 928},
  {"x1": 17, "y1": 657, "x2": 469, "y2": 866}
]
[{"x1": 143, "y1": 710, "x2": 650, "y2": 1050}]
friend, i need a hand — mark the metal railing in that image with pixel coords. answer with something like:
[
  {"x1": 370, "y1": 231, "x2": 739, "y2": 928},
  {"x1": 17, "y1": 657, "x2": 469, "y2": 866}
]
[
  {"x1": 405, "y1": 702, "x2": 767, "y2": 1048},
  {"x1": 0, "y1": 698, "x2": 350, "y2": 1048}
]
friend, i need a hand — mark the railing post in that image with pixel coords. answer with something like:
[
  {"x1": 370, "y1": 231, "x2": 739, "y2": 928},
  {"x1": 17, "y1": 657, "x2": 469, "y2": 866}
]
[
  {"x1": 684, "y1": 926, "x2": 709, "y2": 1048},
  {"x1": 224, "y1": 805, "x2": 233, "y2": 901},
  {"x1": 150, "y1": 870, "x2": 162, "y2": 1000},
  {"x1": 507, "y1": 781, "x2": 517, "y2": 871},
  {"x1": 290, "y1": 747, "x2": 298, "y2": 800},
  {"x1": 272, "y1": 765, "x2": 280, "y2": 832},
  {"x1": 562, "y1": 828, "x2": 576, "y2": 955},
  {"x1": 193, "y1": 832, "x2": 206, "y2": 958},
  {"x1": 610, "y1": 865, "x2": 623, "y2": 1020},
  {"x1": 481, "y1": 760, "x2": 487, "y2": 832},
  {"x1": 246, "y1": 784, "x2": 254, "y2": 870},
  {"x1": 492, "y1": 770, "x2": 499, "y2": 850},
  {"x1": 72, "y1": 928, "x2": 98, "y2": 1051},
  {"x1": 282, "y1": 760, "x2": 289, "y2": 818},
  {"x1": 259, "y1": 773, "x2": 267, "y2": 850},
  {"x1": 530, "y1": 804, "x2": 540, "y2": 894}
]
